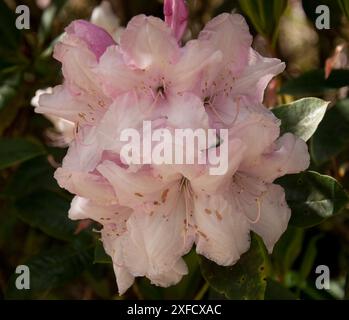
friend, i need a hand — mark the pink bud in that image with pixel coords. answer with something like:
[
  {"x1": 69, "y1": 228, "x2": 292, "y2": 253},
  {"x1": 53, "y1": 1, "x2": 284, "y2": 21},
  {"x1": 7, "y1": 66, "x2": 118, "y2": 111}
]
[{"x1": 164, "y1": 0, "x2": 189, "y2": 42}]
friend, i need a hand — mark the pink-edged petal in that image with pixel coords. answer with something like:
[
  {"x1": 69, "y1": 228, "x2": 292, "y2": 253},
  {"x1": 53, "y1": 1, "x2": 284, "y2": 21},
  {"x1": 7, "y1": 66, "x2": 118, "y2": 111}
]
[
  {"x1": 120, "y1": 15, "x2": 180, "y2": 69},
  {"x1": 241, "y1": 133, "x2": 310, "y2": 182},
  {"x1": 164, "y1": 92, "x2": 209, "y2": 129},
  {"x1": 94, "y1": 46, "x2": 143, "y2": 98},
  {"x1": 62, "y1": 126, "x2": 102, "y2": 172},
  {"x1": 68, "y1": 196, "x2": 132, "y2": 229},
  {"x1": 232, "y1": 174, "x2": 290, "y2": 252},
  {"x1": 231, "y1": 173, "x2": 268, "y2": 222},
  {"x1": 113, "y1": 264, "x2": 135, "y2": 295},
  {"x1": 101, "y1": 231, "x2": 135, "y2": 295},
  {"x1": 171, "y1": 39, "x2": 222, "y2": 93},
  {"x1": 143, "y1": 93, "x2": 209, "y2": 180},
  {"x1": 232, "y1": 49, "x2": 285, "y2": 103},
  {"x1": 164, "y1": 0, "x2": 189, "y2": 42},
  {"x1": 54, "y1": 33, "x2": 97, "y2": 88},
  {"x1": 229, "y1": 112, "x2": 281, "y2": 165},
  {"x1": 53, "y1": 29, "x2": 112, "y2": 112},
  {"x1": 149, "y1": 259, "x2": 188, "y2": 287},
  {"x1": 191, "y1": 138, "x2": 245, "y2": 192},
  {"x1": 199, "y1": 13, "x2": 252, "y2": 75},
  {"x1": 97, "y1": 160, "x2": 177, "y2": 208},
  {"x1": 55, "y1": 168, "x2": 117, "y2": 205},
  {"x1": 119, "y1": 190, "x2": 193, "y2": 281},
  {"x1": 193, "y1": 193, "x2": 250, "y2": 266},
  {"x1": 35, "y1": 85, "x2": 88, "y2": 123},
  {"x1": 56, "y1": 126, "x2": 117, "y2": 204},
  {"x1": 65, "y1": 20, "x2": 115, "y2": 60},
  {"x1": 96, "y1": 91, "x2": 156, "y2": 153},
  {"x1": 251, "y1": 184, "x2": 291, "y2": 253}
]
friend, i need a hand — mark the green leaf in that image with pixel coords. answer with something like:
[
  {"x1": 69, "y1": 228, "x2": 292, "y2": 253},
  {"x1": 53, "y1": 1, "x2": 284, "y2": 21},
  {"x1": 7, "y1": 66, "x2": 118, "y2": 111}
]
[
  {"x1": 280, "y1": 69, "x2": 349, "y2": 96},
  {"x1": 272, "y1": 226, "x2": 304, "y2": 277},
  {"x1": 310, "y1": 99, "x2": 349, "y2": 165},
  {"x1": 94, "y1": 241, "x2": 112, "y2": 264},
  {"x1": 0, "y1": 73, "x2": 22, "y2": 111},
  {"x1": 265, "y1": 278, "x2": 298, "y2": 300},
  {"x1": 298, "y1": 236, "x2": 320, "y2": 283},
  {"x1": 238, "y1": 0, "x2": 287, "y2": 45},
  {"x1": 1, "y1": 157, "x2": 58, "y2": 198},
  {"x1": 276, "y1": 171, "x2": 349, "y2": 228},
  {"x1": 272, "y1": 98, "x2": 328, "y2": 141},
  {"x1": 14, "y1": 190, "x2": 76, "y2": 242},
  {"x1": 5, "y1": 244, "x2": 93, "y2": 299},
  {"x1": 0, "y1": 138, "x2": 46, "y2": 170},
  {"x1": 199, "y1": 234, "x2": 268, "y2": 300}
]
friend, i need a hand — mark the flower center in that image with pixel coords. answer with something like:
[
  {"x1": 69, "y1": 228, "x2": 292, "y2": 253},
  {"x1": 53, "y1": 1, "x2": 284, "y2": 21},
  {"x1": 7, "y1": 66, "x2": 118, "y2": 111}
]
[{"x1": 179, "y1": 176, "x2": 195, "y2": 198}]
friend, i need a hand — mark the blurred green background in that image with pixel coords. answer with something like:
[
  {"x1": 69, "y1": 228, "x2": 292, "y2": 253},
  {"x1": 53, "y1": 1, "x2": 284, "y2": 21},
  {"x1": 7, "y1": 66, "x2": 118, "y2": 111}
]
[{"x1": 1, "y1": 0, "x2": 349, "y2": 300}]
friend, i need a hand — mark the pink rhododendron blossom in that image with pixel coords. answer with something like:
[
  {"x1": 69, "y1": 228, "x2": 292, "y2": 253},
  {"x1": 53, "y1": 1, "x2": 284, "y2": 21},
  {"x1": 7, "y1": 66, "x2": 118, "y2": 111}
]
[{"x1": 35, "y1": 8, "x2": 310, "y2": 295}]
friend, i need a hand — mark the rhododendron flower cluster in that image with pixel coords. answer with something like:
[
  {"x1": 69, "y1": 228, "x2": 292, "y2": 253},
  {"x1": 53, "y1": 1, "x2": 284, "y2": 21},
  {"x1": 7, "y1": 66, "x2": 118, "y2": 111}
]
[{"x1": 35, "y1": 0, "x2": 310, "y2": 294}]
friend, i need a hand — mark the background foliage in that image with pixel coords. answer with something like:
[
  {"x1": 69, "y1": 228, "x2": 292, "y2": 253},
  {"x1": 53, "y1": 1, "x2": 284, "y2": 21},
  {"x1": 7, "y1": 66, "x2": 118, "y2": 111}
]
[{"x1": 1, "y1": 0, "x2": 349, "y2": 300}]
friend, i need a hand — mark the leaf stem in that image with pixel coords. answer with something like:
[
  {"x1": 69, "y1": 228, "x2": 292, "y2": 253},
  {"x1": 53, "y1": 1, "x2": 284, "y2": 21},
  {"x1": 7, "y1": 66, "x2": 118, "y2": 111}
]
[{"x1": 194, "y1": 282, "x2": 209, "y2": 300}]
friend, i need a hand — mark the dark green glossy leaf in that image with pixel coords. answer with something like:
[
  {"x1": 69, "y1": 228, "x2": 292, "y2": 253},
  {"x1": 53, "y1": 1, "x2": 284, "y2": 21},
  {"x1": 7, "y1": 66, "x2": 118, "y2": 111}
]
[
  {"x1": 265, "y1": 278, "x2": 298, "y2": 300},
  {"x1": 5, "y1": 244, "x2": 93, "y2": 299},
  {"x1": 0, "y1": 138, "x2": 45, "y2": 170},
  {"x1": 276, "y1": 171, "x2": 349, "y2": 228},
  {"x1": 272, "y1": 98, "x2": 328, "y2": 141},
  {"x1": 14, "y1": 190, "x2": 76, "y2": 242},
  {"x1": 280, "y1": 69, "x2": 349, "y2": 96},
  {"x1": 2, "y1": 157, "x2": 57, "y2": 198},
  {"x1": 310, "y1": 99, "x2": 349, "y2": 164},
  {"x1": 199, "y1": 234, "x2": 268, "y2": 300}
]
